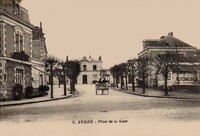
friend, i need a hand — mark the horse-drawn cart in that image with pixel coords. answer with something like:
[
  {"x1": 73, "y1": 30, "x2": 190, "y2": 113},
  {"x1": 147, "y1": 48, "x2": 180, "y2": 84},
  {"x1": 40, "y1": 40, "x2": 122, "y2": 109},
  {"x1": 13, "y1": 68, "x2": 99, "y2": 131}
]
[{"x1": 95, "y1": 83, "x2": 109, "y2": 95}]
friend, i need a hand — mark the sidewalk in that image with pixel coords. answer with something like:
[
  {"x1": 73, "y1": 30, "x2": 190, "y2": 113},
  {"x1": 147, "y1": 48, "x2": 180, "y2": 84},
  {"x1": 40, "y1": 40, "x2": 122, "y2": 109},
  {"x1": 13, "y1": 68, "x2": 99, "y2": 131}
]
[
  {"x1": 0, "y1": 85, "x2": 79, "y2": 107},
  {"x1": 112, "y1": 86, "x2": 200, "y2": 99}
]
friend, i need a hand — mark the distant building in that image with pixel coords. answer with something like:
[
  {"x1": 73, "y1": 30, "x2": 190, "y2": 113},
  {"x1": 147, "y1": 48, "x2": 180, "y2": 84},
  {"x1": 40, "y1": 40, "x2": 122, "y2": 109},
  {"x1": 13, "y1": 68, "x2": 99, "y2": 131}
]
[
  {"x1": 138, "y1": 32, "x2": 200, "y2": 88},
  {"x1": 77, "y1": 56, "x2": 112, "y2": 84},
  {"x1": 0, "y1": 0, "x2": 47, "y2": 100}
]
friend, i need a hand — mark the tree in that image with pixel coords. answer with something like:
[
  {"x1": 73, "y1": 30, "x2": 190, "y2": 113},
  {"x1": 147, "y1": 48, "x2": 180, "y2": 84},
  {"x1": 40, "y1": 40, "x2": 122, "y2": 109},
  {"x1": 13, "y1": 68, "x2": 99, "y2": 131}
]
[
  {"x1": 45, "y1": 55, "x2": 59, "y2": 98},
  {"x1": 118, "y1": 63, "x2": 128, "y2": 90},
  {"x1": 110, "y1": 65, "x2": 120, "y2": 88},
  {"x1": 137, "y1": 56, "x2": 152, "y2": 94},
  {"x1": 127, "y1": 58, "x2": 138, "y2": 92},
  {"x1": 53, "y1": 66, "x2": 62, "y2": 88},
  {"x1": 65, "y1": 61, "x2": 80, "y2": 94},
  {"x1": 154, "y1": 52, "x2": 177, "y2": 96}
]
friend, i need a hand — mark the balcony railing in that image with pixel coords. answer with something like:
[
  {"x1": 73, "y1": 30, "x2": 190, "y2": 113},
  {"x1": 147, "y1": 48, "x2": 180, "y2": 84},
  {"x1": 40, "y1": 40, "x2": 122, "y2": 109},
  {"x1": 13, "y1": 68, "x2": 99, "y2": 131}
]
[{"x1": 11, "y1": 51, "x2": 30, "y2": 61}]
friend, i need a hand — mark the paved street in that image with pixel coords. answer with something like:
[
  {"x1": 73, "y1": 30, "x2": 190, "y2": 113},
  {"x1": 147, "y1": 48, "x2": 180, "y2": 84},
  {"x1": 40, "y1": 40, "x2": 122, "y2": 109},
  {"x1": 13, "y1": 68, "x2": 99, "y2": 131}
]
[
  {"x1": 1, "y1": 85, "x2": 200, "y2": 123},
  {"x1": 1, "y1": 85, "x2": 200, "y2": 136}
]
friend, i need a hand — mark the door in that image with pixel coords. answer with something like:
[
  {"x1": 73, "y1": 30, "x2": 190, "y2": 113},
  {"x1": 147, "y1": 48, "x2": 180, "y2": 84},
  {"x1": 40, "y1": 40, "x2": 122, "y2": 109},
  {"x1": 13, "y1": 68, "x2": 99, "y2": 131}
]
[
  {"x1": 39, "y1": 74, "x2": 44, "y2": 86},
  {"x1": 83, "y1": 75, "x2": 87, "y2": 84}
]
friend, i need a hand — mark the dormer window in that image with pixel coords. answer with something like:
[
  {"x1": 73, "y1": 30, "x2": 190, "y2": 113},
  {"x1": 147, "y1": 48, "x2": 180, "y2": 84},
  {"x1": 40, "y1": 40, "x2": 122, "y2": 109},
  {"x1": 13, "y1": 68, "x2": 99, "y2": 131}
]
[{"x1": 83, "y1": 65, "x2": 87, "y2": 71}]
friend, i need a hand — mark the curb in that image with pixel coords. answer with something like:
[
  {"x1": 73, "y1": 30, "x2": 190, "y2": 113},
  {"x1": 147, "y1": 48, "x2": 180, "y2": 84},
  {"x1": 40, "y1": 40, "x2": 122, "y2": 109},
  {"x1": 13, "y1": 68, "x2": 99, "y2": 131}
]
[
  {"x1": 0, "y1": 93, "x2": 79, "y2": 107},
  {"x1": 111, "y1": 88, "x2": 200, "y2": 100},
  {"x1": 125, "y1": 91, "x2": 200, "y2": 100}
]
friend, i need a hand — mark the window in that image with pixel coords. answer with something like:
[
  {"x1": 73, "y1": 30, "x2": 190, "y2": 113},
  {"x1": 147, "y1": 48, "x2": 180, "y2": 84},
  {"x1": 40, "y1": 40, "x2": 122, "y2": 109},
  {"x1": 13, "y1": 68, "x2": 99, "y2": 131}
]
[
  {"x1": 4, "y1": 73, "x2": 7, "y2": 82},
  {"x1": 20, "y1": 35, "x2": 23, "y2": 51},
  {"x1": 15, "y1": 33, "x2": 19, "y2": 52},
  {"x1": 93, "y1": 75, "x2": 97, "y2": 80},
  {"x1": 15, "y1": 28, "x2": 24, "y2": 52},
  {"x1": 83, "y1": 65, "x2": 87, "y2": 71},
  {"x1": 0, "y1": 29, "x2": 2, "y2": 51},
  {"x1": 40, "y1": 74, "x2": 44, "y2": 85},
  {"x1": 93, "y1": 65, "x2": 97, "y2": 71},
  {"x1": 16, "y1": 69, "x2": 23, "y2": 85}
]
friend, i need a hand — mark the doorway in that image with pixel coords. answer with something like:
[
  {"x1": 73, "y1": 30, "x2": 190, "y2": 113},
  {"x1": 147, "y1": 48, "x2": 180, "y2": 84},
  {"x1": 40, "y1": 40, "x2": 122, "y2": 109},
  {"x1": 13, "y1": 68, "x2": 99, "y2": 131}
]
[{"x1": 83, "y1": 75, "x2": 87, "y2": 84}]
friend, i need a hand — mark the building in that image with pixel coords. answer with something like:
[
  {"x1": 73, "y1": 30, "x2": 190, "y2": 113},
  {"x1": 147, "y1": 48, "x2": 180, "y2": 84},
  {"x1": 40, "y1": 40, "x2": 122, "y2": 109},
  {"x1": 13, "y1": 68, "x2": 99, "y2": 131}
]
[
  {"x1": 77, "y1": 56, "x2": 112, "y2": 84},
  {"x1": 138, "y1": 32, "x2": 200, "y2": 88},
  {"x1": 31, "y1": 23, "x2": 47, "y2": 88},
  {"x1": 0, "y1": 0, "x2": 47, "y2": 100}
]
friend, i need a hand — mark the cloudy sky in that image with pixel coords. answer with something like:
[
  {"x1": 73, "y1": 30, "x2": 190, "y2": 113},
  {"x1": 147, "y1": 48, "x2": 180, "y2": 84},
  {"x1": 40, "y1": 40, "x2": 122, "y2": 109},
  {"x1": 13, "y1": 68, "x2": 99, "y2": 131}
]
[{"x1": 22, "y1": 0, "x2": 200, "y2": 68}]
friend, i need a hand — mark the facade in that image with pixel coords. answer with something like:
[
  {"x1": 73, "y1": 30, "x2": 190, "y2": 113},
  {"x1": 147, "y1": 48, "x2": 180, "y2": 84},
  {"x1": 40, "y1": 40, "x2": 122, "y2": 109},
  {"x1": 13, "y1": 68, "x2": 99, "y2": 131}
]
[
  {"x1": 0, "y1": 1, "x2": 47, "y2": 100},
  {"x1": 31, "y1": 23, "x2": 47, "y2": 88},
  {"x1": 77, "y1": 56, "x2": 112, "y2": 84},
  {"x1": 138, "y1": 32, "x2": 200, "y2": 88}
]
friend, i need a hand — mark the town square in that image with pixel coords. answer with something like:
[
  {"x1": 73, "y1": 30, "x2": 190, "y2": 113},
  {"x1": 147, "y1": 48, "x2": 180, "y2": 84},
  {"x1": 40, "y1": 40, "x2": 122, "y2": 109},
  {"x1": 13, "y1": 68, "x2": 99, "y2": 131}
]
[{"x1": 1, "y1": 0, "x2": 200, "y2": 136}]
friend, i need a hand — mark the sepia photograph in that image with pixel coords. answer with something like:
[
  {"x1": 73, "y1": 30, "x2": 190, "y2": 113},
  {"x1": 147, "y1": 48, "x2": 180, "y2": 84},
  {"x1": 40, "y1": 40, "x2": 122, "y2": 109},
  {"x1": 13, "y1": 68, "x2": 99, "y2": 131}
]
[{"x1": 1, "y1": 0, "x2": 200, "y2": 136}]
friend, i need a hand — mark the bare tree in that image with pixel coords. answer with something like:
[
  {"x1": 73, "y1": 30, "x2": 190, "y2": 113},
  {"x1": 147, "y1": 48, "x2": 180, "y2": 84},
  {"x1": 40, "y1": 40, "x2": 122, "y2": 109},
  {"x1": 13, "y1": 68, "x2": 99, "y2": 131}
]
[
  {"x1": 110, "y1": 65, "x2": 121, "y2": 88},
  {"x1": 137, "y1": 56, "x2": 152, "y2": 94},
  {"x1": 53, "y1": 66, "x2": 62, "y2": 88},
  {"x1": 127, "y1": 58, "x2": 138, "y2": 92},
  {"x1": 117, "y1": 63, "x2": 128, "y2": 90},
  {"x1": 45, "y1": 55, "x2": 59, "y2": 98},
  {"x1": 154, "y1": 52, "x2": 177, "y2": 96}
]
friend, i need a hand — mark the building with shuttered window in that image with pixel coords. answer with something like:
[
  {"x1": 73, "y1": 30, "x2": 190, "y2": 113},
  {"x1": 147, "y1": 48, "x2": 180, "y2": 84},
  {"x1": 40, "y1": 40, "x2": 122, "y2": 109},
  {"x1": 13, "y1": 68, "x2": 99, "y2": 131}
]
[{"x1": 0, "y1": 0, "x2": 47, "y2": 100}]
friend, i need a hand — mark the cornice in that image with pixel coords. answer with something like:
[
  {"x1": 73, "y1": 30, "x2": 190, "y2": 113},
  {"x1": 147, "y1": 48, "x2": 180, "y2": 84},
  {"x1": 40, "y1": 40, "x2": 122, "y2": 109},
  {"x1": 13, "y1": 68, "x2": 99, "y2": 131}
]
[{"x1": 0, "y1": 7, "x2": 35, "y2": 29}]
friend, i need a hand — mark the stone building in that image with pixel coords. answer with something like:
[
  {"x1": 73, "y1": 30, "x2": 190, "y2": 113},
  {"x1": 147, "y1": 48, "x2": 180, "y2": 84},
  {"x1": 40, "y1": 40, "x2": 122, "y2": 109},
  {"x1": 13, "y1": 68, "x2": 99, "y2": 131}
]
[
  {"x1": 0, "y1": 0, "x2": 47, "y2": 100},
  {"x1": 31, "y1": 23, "x2": 47, "y2": 88},
  {"x1": 77, "y1": 56, "x2": 112, "y2": 84},
  {"x1": 138, "y1": 32, "x2": 200, "y2": 88}
]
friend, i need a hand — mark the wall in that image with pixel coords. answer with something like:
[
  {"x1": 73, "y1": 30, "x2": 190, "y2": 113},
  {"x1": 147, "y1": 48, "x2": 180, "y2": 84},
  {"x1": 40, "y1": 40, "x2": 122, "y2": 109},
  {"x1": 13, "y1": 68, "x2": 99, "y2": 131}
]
[
  {"x1": 77, "y1": 71, "x2": 101, "y2": 84},
  {"x1": 5, "y1": 60, "x2": 31, "y2": 100}
]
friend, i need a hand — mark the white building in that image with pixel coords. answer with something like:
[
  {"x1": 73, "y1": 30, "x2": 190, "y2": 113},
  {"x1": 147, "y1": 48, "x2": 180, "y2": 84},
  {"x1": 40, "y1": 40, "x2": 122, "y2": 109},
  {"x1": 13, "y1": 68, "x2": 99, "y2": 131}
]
[
  {"x1": 138, "y1": 32, "x2": 200, "y2": 88},
  {"x1": 77, "y1": 56, "x2": 112, "y2": 84}
]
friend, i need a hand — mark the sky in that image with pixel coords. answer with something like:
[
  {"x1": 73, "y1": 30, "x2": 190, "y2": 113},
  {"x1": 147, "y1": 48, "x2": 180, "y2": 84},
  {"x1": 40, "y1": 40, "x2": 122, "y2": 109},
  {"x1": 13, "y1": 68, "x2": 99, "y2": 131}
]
[{"x1": 21, "y1": 0, "x2": 200, "y2": 68}]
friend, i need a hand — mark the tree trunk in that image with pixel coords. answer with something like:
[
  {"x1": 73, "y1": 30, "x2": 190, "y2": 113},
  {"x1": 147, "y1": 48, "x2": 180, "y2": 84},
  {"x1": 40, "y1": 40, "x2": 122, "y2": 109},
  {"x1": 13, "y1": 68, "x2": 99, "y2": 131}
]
[
  {"x1": 113, "y1": 77, "x2": 115, "y2": 84},
  {"x1": 70, "y1": 79, "x2": 76, "y2": 94},
  {"x1": 132, "y1": 76, "x2": 135, "y2": 92},
  {"x1": 58, "y1": 77, "x2": 61, "y2": 88},
  {"x1": 63, "y1": 74, "x2": 67, "y2": 96},
  {"x1": 164, "y1": 74, "x2": 169, "y2": 96},
  {"x1": 142, "y1": 77, "x2": 145, "y2": 94},
  {"x1": 116, "y1": 77, "x2": 119, "y2": 88},
  {"x1": 125, "y1": 75, "x2": 128, "y2": 90},
  {"x1": 50, "y1": 65, "x2": 53, "y2": 98},
  {"x1": 120, "y1": 76, "x2": 123, "y2": 90}
]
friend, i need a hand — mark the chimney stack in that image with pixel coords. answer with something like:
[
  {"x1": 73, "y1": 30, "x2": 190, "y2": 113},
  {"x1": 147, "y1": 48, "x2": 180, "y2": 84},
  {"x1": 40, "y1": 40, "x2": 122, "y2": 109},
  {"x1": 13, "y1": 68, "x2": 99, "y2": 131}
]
[
  {"x1": 99, "y1": 56, "x2": 102, "y2": 61},
  {"x1": 40, "y1": 22, "x2": 43, "y2": 29},
  {"x1": 168, "y1": 32, "x2": 173, "y2": 36}
]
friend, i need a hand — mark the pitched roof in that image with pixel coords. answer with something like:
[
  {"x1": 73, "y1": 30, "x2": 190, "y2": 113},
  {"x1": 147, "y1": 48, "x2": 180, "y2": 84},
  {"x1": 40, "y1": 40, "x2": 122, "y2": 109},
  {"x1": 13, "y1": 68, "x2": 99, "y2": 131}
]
[
  {"x1": 143, "y1": 33, "x2": 195, "y2": 49},
  {"x1": 153, "y1": 35, "x2": 194, "y2": 48},
  {"x1": 80, "y1": 56, "x2": 101, "y2": 62}
]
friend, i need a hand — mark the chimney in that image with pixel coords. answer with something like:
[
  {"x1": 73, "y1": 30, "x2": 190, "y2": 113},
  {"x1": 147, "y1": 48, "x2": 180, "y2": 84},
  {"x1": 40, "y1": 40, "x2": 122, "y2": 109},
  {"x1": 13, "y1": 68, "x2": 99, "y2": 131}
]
[
  {"x1": 99, "y1": 56, "x2": 102, "y2": 61},
  {"x1": 40, "y1": 22, "x2": 43, "y2": 29},
  {"x1": 160, "y1": 36, "x2": 165, "y2": 39},
  {"x1": 66, "y1": 55, "x2": 68, "y2": 62},
  {"x1": 168, "y1": 32, "x2": 173, "y2": 36}
]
